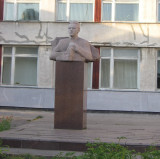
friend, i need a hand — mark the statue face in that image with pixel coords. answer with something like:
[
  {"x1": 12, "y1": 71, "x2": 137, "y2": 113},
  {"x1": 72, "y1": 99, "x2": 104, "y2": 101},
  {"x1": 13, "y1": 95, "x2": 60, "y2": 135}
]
[{"x1": 68, "y1": 23, "x2": 80, "y2": 38}]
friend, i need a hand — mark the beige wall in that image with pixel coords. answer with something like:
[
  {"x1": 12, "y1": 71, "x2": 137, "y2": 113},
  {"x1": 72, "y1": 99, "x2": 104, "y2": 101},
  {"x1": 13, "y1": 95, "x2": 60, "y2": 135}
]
[
  {"x1": 38, "y1": 46, "x2": 55, "y2": 88},
  {"x1": 140, "y1": 0, "x2": 157, "y2": 22},
  {"x1": 40, "y1": 0, "x2": 56, "y2": 21},
  {"x1": 140, "y1": 48, "x2": 157, "y2": 91},
  {"x1": 0, "y1": 22, "x2": 160, "y2": 48}
]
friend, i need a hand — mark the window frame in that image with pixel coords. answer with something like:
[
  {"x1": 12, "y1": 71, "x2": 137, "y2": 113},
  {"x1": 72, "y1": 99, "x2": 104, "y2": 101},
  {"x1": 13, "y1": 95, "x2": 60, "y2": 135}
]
[
  {"x1": 1, "y1": 46, "x2": 38, "y2": 87},
  {"x1": 4, "y1": 0, "x2": 40, "y2": 21},
  {"x1": 99, "y1": 47, "x2": 140, "y2": 90},
  {"x1": 56, "y1": 0, "x2": 95, "y2": 22},
  {"x1": 101, "y1": 0, "x2": 139, "y2": 22}
]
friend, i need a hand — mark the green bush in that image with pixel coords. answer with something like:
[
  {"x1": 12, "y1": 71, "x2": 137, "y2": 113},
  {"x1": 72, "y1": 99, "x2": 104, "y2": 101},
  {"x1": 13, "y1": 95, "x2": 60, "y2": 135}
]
[
  {"x1": 81, "y1": 142, "x2": 136, "y2": 159},
  {"x1": 0, "y1": 116, "x2": 13, "y2": 132},
  {"x1": 139, "y1": 146, "x2": 160, "y2": 159},
  {"x1": 52, "y1": 141, "x2": 136, "y2": 159},
  {"x1": 0, "y1": 140, "x2": 9, "y2": 159}
]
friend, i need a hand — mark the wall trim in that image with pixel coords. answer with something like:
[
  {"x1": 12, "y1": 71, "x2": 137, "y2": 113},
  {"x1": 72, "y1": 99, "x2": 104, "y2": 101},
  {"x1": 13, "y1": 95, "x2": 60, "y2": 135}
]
[{"x1": 0, "y1": 0, "x2": 4, "y2": 21}]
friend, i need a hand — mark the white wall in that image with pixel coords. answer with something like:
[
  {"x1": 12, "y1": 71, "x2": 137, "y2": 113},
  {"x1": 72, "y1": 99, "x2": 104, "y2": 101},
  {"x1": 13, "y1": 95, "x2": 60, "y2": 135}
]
[
  {"x1": 40, "y1": 0, "x2": 56, "y2": 21},
  {"x1": 140, "y1": 0, "x2": 157, "y2": 22},
  {"x1": 38, "y1": 46, "x2": 55, "y2": 88},
  {"x1": 1, "y1": 87, "x2": 160, "y2": 112},
  {"x1": 0, "y1": 22, "x2": 160, "y2": 48},
  {"x1": 140, "y1": 48, "x2": 157, "y2": 91}
]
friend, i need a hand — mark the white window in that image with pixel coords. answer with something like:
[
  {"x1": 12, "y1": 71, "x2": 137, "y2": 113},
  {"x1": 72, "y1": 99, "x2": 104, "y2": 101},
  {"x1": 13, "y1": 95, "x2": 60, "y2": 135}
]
[
  {"x1": 102, "y1": 0, "x2": 139, "y2": 21},
  {"x1": 4, "y1": 0, "x2": 39, "y2": 21},
  {"x1": 56, "y1": 0, "x2": 94, "y2": 22},
  {"x1": 157, "y1": 51, "x2": 160, "y2": 88},
  {"x1": 100, "y1": 48, "x2": 139, "y2": 89},
  {"x1": 1, "y1": 46, "x2": 38, "y2": 86}
]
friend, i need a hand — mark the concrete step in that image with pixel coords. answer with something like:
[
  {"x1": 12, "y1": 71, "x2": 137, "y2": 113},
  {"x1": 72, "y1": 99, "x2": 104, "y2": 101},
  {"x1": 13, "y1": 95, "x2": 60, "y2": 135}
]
[
  {"x1": 1, "y1": 138, "x2": 87, "y2": 152},
  {"x1": 1, "y1": 109, "x2": 160, "y2": 154},
  {"x1": 3, "y1": 147, "x2": 83, "y2": 158},
  {"x1": 2, "y1": 137, "x2": 160, "y2": 153}
]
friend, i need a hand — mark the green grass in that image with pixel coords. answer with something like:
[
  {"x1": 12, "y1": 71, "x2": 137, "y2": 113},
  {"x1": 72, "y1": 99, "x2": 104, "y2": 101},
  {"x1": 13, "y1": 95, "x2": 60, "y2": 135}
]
[
  {"x1": 0, "y1": 116, "x2": 13, "y2": 132},
  {"x1": 27, "y1": 115, "x2": 43, "y2": 122}
]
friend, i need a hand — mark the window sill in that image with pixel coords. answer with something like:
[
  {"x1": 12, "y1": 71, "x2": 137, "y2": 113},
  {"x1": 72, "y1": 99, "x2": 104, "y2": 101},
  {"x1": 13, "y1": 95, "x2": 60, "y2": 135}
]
[
  {"x1": 1, "y1": 20, "x2": 160, "y2": 24},
  {"x1": 2, "y1": 20, "x2": 40, "y2": 23},
  {"x1": 87, "y1": 88, "x2": 140, "y2": 92},
  {"x1": 0, "y1": 84, "x2": 38, "y2": 89}
]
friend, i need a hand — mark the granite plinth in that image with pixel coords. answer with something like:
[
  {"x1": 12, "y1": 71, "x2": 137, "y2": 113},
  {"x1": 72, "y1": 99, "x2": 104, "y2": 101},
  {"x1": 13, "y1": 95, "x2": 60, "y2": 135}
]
[{"x1": 54, "y1": 61, "x2": 87, "y2": 129}]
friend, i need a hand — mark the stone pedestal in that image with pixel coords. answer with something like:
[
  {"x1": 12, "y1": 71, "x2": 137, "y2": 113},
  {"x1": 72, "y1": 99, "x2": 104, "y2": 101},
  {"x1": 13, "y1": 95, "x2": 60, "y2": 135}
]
[{"x1": 54, "y1": 61, "x2": 87, "y2": 129}]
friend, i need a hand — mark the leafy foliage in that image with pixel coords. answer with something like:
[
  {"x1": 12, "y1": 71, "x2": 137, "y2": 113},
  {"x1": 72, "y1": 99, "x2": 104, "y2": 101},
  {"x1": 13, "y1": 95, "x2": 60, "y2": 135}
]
[
  {"x1": 0, "y1": 140, "x2": 9, "y2": 159},
  {"x1": 81, "y1": 142, "x2": 136, "y2": 159},
  {"x1": 0, "y1": 116, "x2": 13, "y2": 132},
  {"x1": 139, "y1": 146, "x2": 160, "y2": 159}
]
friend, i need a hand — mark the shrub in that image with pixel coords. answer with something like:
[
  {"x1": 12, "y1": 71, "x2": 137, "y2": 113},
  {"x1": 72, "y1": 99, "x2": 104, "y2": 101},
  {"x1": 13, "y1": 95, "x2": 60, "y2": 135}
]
[
  {"x1": 81, "y1": 142, "x2": 136, "y2": 159},
  {"x1": 0, "y1": 116, "x2": 13, "y2": 132},
  {"x1": 0, "y1": 140, "x2": 9, "y2": 159},
  {"x1": 139, "y1": 146, "x2": 160, "y2": 159}
]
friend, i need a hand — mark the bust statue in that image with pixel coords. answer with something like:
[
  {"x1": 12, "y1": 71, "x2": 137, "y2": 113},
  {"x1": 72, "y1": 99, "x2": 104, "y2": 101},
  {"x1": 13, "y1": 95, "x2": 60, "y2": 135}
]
[{"x1": 50, "y1": 21, "x2": 100, "y2": 62}]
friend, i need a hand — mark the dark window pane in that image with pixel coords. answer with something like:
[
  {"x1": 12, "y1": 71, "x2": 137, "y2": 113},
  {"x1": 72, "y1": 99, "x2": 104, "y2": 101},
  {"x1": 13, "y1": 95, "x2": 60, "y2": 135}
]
[
  {"x1": 2, "y1": 57, "x2": 11, "y2": 85},
  {"x1": 157, "y1": 60, "x2": 160, "y2": 88},
  {"x1": 17, "y1": 3, "x2": 39, "y2": 20},
  {"x1": 101, "y1": 59, "x2": 110, "y2": 88},
  {"x1": 14, "y1": 57, "x2": 37, "y2": 86},
  {"x1": 16, "y1": 47, "x2": 38, "y2": 55},
  {"x1": 3, "y1": 47, "x2": 12, "y2": 55}
]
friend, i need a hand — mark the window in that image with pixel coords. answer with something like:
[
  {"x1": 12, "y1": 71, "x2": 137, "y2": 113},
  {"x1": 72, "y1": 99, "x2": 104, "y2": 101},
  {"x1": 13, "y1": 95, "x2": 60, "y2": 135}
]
[
  {"x1": 4, "y1": 0, "x2": 39, "y2": 21},
  {"x1": 157, "y1": 51, "x2": 160, "y2": 88},
  {"x1": 87, "y1": 63, "x2": 93, "y2": 89},
  {"x1": 1, "y1": 46, "x2": 38, "y2": 86},
  {"x1": 56, "y1": 0, "x2": 94, "y2": 22},
  {"x1": 158, "y1": 0, "x2": 160, "y2": 21},
  {"x1": 100, "y1": 48, "x2": 139, "y2": 89},
  {"x1": 102, "y1": 0, "x2": 139, "y2": 21}
]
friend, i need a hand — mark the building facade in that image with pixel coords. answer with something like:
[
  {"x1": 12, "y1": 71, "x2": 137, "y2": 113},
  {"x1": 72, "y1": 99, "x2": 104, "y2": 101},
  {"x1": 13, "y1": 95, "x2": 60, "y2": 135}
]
[{"x1": 0, "y1": 0, "x2": 160, "y2": 112}]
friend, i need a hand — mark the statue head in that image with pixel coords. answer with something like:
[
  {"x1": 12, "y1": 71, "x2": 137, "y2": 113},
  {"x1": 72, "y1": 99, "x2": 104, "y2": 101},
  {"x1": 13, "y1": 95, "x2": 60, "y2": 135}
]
[{"x1": 68, "y1": 21, "x2": 80, "y2": 38}]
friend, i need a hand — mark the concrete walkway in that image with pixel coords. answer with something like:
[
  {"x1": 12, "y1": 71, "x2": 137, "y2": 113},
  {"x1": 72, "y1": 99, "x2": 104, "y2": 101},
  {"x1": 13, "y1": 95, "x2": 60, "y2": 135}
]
[{"x1": 0, "y1": 109, "x2": 160, "y2": 153}]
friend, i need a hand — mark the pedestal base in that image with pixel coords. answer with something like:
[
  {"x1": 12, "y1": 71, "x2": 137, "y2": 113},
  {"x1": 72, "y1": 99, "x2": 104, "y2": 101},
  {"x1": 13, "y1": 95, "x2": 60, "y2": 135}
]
[{"x1": 54, "y1": 61, "x2": 87, "y2": 129}]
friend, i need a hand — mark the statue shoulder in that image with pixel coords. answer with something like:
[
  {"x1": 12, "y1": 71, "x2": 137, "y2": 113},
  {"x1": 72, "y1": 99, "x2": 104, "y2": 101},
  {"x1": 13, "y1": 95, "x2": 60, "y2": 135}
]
[
  {"x1": 78, "y1": 38, "x2": 100, "y2": 61},
  {"x1": 51, "y1": 37, "x2": 69, "y2": 47},
  {"x1": 78, "y1": 37, "x2": 90, "y2": 44},
  {"x1": 77, "y1": 37, "x2": 90, "y2": 47}
]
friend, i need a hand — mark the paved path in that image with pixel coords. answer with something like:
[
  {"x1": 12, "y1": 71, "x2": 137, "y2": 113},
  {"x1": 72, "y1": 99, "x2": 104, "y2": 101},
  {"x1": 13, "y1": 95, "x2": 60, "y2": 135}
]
[{"x1": 0, "y1": 109, "x2": 160, "y2": 152}]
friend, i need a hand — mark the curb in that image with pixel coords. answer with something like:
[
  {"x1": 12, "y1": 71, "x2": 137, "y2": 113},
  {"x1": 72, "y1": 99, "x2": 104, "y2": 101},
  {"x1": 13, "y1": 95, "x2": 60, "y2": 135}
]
[
  {"x1": 1, "y1": 138, "x2": 87, "y2": 152},
  {"x1": 1, "y1": 137, "x2": 160, "y2": 153}
]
